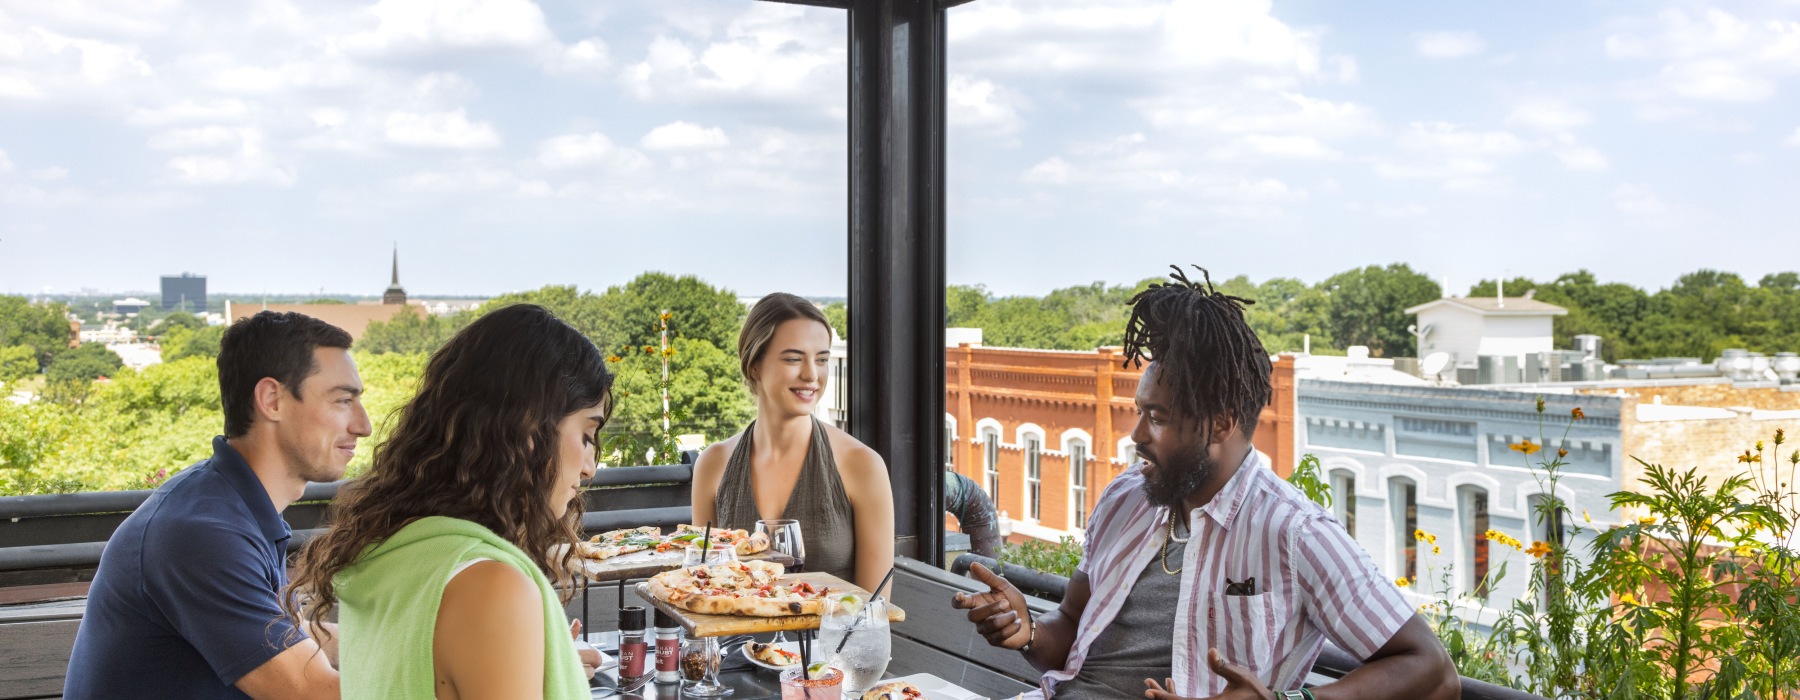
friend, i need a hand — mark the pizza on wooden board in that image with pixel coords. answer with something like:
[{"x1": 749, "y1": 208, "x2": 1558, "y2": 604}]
[
  {"x1": 577, "y1": 526, "x2": 665, "y2": 560},
  {"x1": 671, "y1": 523, "x2": 772, "y2": 556},
  {"x1": 645, "y1": 560, "x2": 833, "y2": 616},
  {"x1": 574, "y1": 524, "x2": 772, "y2": 561}
]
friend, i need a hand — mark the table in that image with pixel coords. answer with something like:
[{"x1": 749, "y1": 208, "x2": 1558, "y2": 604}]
[
  {"x1": 635, "y1": 573, "x2": 906, "y2": 638},
  {"x1": 594, "y1": 667, "x2": 783, "y2": 700}
]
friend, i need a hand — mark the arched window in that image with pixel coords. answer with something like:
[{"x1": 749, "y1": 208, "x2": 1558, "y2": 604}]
[
  {"x1": 1457, "y1": 485, "x2": 1490, "y2": 599},
  {"x1": 981, "y1": 427, "x2": 1001, "y2": 497},
  {"x1": 1025, "y1": 434, "x2": 1042, "y2": 520},
  {"x1": 1390, "y1": 478, "x2": 1418, "y2": 582},
  {"x1": 1069, "y1": 439, "x2": 1090, "y2": 530},
  {"x1": 1329, "y1": 470, "x2": 1356, "y2": 537},
  {"x1": 943, "y1": 417, "x2": 954, "y2": 470}
]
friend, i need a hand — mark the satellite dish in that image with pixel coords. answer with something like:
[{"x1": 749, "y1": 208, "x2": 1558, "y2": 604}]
[{"x1": 1421, "y1": 352, "x2": 1451, "y2": 379}]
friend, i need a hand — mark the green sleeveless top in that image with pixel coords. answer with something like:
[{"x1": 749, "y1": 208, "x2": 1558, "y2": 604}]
[{"x1": 334, "y1": 516, "x2": 588, "y2": 700}]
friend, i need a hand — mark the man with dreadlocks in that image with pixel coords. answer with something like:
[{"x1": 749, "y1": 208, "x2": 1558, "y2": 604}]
[{"x1": 953, "y1": 266, "x2": 1458, "y2": 700}]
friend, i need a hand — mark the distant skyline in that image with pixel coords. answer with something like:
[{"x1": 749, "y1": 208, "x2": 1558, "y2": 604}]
[{"x1": 3, "y1": 0, "x2": 1798, "y2": 298}]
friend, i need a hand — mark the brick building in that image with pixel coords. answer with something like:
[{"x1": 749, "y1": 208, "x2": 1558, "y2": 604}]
[{"x1": 942, "y1": 345, "x2": 1297, "y2": 543}]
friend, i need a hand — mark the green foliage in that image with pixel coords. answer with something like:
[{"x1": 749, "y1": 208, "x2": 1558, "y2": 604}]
[
  {"x1": 998, "y1": 535, "x2": 1083, "y2": 579},
  {"x1": 359, "y1": 309, "x2": 472, "y2": 354},
  {"x1": 0, "y1": 295, "x2": 74, "y2": 369},
  {"x1": 1284, "y1": 453, "x2": 1332, "y2": 508},
  {"x1": 945, "y1": 281, "x2": 1152, "y2": 350},
  {"x1": 161, "y1": 324, "x2": 225, "y2": 362},
  {"x1": 46, "y1": 343, "x2": 123, "y2": 383},
  {"x1": 155, "y1": 311, "x2": 206, "y2": 333},
  {"x1": 1319, "y1": 263, "x2": 1441, "y2": 357},
  {"x1": 345, "y1": 351, "x2": 429, "y2": 476},
  {"x1": 0, "y1": 345, "x2": 36, "y2": 384},
  {"x1": 822, "y1": 302, "x2": 848, "y2": 342}
]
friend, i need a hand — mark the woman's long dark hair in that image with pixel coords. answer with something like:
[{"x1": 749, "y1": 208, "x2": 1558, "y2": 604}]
[{"x1": 282, "y1": 303, "x2": 613, "y2": 640}]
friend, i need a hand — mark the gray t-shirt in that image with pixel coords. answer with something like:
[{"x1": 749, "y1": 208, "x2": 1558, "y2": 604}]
[{"x1": 1054, "y1": 529, "x2": 1187, "y2": 699}]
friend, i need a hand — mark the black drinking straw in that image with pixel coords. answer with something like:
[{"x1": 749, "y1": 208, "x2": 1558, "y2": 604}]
[
  {"x1": 616, "y1": 577, "x2": 626, "y2": 621},
  {"x1": 700, "y1": 520, "x2": 714, "y2": 563},
  {"x1": 582, "y1": 574, "x2": 590, "y2": 639},
  {"x1": 799, "y1": 629, "x2": 812, "y2": 680},
  {"x1": 833, "y1": 567, "x2": 896, "y2": 656}
]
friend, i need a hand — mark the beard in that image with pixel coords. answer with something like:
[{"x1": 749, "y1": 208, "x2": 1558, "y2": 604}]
[{"x1": 1139, "y1": 446, "x2": 1216, "y2": 510}]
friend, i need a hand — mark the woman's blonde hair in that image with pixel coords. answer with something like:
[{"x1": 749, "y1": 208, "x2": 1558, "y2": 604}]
[{"x1": 738, "y1": 292, "x2": 835, "y2": 392}]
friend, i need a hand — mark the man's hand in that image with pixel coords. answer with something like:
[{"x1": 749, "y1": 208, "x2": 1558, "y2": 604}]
[
  {"x1": 949, "y1": 562, "x2": 1032, "y2": 650},
  {"x1": 1142, "y1": 649, "x2": 1274, "y2": 700}
]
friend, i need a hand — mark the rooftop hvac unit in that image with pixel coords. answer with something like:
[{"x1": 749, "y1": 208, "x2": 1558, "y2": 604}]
[
  {"x1": 1574, "y1": 334, "x2": 1602, "y2": 361},
  {"x1": 1776, "y1": 352, "x2": 1799, "y2": 383}
]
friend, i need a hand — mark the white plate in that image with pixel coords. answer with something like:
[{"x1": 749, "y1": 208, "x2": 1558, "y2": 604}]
[
  {"x1": 742, "y1": 640, "x2": 816, "y2": 671},
  {"x1": 883, "y1": 673, "x2": 986, "y2": 700}
]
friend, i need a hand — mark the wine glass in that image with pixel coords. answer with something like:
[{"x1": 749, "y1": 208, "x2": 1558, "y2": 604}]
[
  {"x1": 679, "y1": 542, "x2": 738, "y2": 697},
  {"x1": 755, "y1": 519, "x2": 806, "y2": 645}
]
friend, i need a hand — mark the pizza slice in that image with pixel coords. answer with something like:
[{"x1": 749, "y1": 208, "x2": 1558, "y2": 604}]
[
  {"x1": 748, "y1": 642, "x2": 801, "y2": 667},
  {"x1": 865, "y1": 681, "x2": 924, "y2": 700},
  {"x1": 578, "y1": 526, "x2": 664, "y2": 560},
  {"x1": 669, "y1": 524, "x2": 772, "y2": 556}
]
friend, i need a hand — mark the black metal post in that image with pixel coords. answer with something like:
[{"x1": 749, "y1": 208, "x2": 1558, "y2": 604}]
[{"x1": 846, "y1": 0, "x2": 947, "y2": 565}]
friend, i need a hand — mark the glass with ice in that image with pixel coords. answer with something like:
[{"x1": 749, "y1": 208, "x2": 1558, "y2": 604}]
[{"x1": 817, "y1": 594, "x2": 890, "y2": 698}]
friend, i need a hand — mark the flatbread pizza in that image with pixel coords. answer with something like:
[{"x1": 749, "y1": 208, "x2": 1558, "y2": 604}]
[{"x1": 645, "y1": 560, "x2": 832, "y2": 617}]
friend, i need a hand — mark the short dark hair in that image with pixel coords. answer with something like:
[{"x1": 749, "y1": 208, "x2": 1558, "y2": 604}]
[
  {"x1": 1121, "y1": 265, "x2": 1272, "y2": 439},
  {"x1": 218, "y1": 311, "x2": 354, "y2": 438}
]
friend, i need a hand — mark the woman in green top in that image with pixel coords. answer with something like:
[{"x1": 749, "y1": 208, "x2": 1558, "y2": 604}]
[{"x1": 282, "y1": 304, "x2": 612, "y2": 700}]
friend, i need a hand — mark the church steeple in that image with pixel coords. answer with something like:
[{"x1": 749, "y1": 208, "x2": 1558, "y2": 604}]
[{"x1": 383, "y1": 244, "x2": 407, "y2": 305}]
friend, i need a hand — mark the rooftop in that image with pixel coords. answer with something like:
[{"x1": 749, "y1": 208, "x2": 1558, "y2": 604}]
[{"x1": 1404, "y1": 296, "x2": 1569, "y2": 316}]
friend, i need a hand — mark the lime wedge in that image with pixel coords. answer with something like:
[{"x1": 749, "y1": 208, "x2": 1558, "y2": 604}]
[
  {"x1": 807, "y1": 662, "x2": 830, "y2": 678},
  {"x1": 834, "y1": 593, "x2": 864, "y2": 616}
]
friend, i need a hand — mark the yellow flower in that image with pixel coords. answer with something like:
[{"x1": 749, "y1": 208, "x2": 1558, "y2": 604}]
[
  {"x1": 1582, "y1": 509, "x2": 1592, "y2": 523},
  {"x1": 1733, "y1": 544, "x2": 1757, "y2": 557},
  {"x1": 1510, "y1": 441, "x2": 1542, "y2": 455},
  {"x1": 606, "y1": 355, "x2": 622, "y2": 363},
  {"x1": 1571, "y1": 407, "x2": 1585, "y2": 420},
  {"x1": 1756, "y1": 440, "x2": 1765, "y2": 452},
  {"x1": 662, "y1": 347, "x2": 677, "y2": 357},
  {"x1": 1412, "y1": 528, "x2": 1436, "y2": 544},
  {"x1": 1619, "y1": 592, "x2": 1639, "y2": 606},
  {"x1": 1395, "y1": 577, "x2": 1411, "y2": 588},
  {"x1": 1557, "y1": 448, "x2": 1569, "y2": 459},
  {"x1": 1431, "y1": 545, "x2": 1442, "y2": 555},
  {"x1": 660, "y1": 311, "x2": 672, "y2": 321},
  {"x1": 1526, "y1": 541, "x2": 1553, "y2": 558},
  {"x1": 1418, "y1": 604, "x2": 1432, "y2": 613},
  {"x1": 1639, "y1": 516, "x2": 1657, "y2": 526}
]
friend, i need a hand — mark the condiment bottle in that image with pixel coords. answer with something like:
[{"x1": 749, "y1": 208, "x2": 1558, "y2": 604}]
[
  {"x1": 618, "y1": 606, "x2": 649, "y2": 683},
  {"x1": 654, "y1": 609, "x2": 683, "y2": 684}
]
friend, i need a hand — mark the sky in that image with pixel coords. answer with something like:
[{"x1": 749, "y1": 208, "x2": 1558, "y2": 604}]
[{"x1": 1, "y1": 0, "x2": 1798, "y2": 299}]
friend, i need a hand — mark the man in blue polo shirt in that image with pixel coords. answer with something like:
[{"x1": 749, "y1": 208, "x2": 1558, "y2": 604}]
[{"x1": 66, "y1": 311, "x2": 370, "y2": 699}]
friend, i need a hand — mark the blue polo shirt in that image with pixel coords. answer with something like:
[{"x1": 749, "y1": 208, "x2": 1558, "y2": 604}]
[{"x1": 64, "y1": 436, "x2": 303, "y2": 699}]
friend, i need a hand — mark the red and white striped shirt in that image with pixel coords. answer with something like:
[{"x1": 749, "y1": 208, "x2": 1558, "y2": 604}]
[{"x1": 1035, "y1": 450, "x2": 1413, "y2": 698}]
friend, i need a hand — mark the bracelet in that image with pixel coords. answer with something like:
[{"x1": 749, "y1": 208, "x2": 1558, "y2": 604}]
[
  {"x1": 1019, "y1": 614, "x2": 1036, "y2": 652},
  {"x1": 1277, "y1": 689, "x2": 1316, "y2": 700}
]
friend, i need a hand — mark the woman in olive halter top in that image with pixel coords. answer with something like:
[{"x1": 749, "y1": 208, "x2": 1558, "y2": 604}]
[{"x1": 691, "y1": 293, "x2": 895, "y2": 594}]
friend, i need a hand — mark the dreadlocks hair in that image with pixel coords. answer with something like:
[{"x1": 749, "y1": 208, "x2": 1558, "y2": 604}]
[{"x1": 1121, "y1": 264, "x2": 1273, "y2": 439}]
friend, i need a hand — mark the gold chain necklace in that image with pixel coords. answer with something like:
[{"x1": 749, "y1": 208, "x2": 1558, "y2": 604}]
[{"x1": 1161, "y1": 514, "x2": 1187, "y2": 575}]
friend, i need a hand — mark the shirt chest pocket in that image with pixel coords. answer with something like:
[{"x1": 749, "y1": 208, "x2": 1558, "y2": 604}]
[{"x1": 1216, "y1": 593, "x2": 1283, "y2": 679}]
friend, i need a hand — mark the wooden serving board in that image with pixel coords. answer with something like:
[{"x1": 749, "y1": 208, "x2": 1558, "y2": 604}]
[
  {"x1": 635, "y1": 571, "x2": 907, "y2": 637},
  {"x1": 577, "y1": 548, "x2": 792, "y2": 583}
]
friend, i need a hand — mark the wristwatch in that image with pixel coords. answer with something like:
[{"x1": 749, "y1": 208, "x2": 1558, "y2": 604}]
[{"x1": 1277, "y1": 690, "x2": 1315, "y2": 700}]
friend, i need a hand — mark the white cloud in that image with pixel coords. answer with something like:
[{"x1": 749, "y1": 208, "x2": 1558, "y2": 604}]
[
  {"x1": 165, "y1": 132, "x2": 295, "y2": 186},
  {"x1": 1607, "y1": 8, "x2": 1800, "y2": 103},
  {"x1": 0, "y1": 149, "x2": 13, "y2": 172},
  {"x1": 1554, "y1": 145, "x2": 1609, "y2": 171},
  {"x1": 1242, "y1": 134, "x2": 1341, "y2": 159},
  {"x1": 32, "y1": 166, "x2": 67, "y2": 180},
  {"x1": 621, "y1": 5, "x2": 844, "y2": 111},
  {"x1": 947, "y1": 74, "x2": 1023, "y2": 134},
  {"x1": 1507, "y1": 100, "x2": 1592, "y2": 131},
  {"x1": 1612, "y1": 183, "x2": 1669, "y2": 217},
  {"x1": 395, "y1": 166, "x2": 532, "y2": 193},
  {"x1": 349, "y1": 0, "x2": 555, "y2": 55},
  {"x1": 1023, "y1": 157, "x2": 1075, "y2": 185},
  {"x1": 127, "y1": 99, "x2": 253, "y2": 127},
  {"x1": 1376, "y1": 122, "x2": 1528, "y2": 190},
  {"x1": 384, "y1": 109, "x2": 500, "y2": 149},
  {"x1": 1787, "y1": 126, "x2": 1800, "y2": 146},
  {"x1": 640, "y1": 122, "x2": 730, "y2": 152},
  {"x1": 147, "y1": 126, "x2": 245, "y2": 151},
  {"x1": 0, "y1": 25, "x2": 155, "y2": 102},
  {"x1": 1414, "y1": 31, "x2": 1486, "y2": 59}
]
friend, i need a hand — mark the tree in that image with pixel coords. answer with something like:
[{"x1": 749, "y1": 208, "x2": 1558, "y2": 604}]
[
  {"x1": 156, "y1": 312, "x2": 205, "y2": 333},
  {"x1": 1321, "y1": 264, "x2": 1441, "y2": 357},
  {"x1": 822, "y1": 302, "x2": 848, "y2": 341},
  {"x1": 0, "y1": 296, "x2": 74, "y2": 369},
  {"x1": 161, "y1": 325, "x2": 225, "y2": 362},
  {"x1": 360, "y1": 310, "x2": 473, "y2": 355},
  {"x1": 47, "y1": 343, "x2": 123, "y2": 383},
  {"x1": 0, "y1": 345, "x2": 37, "y2": 384}
]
